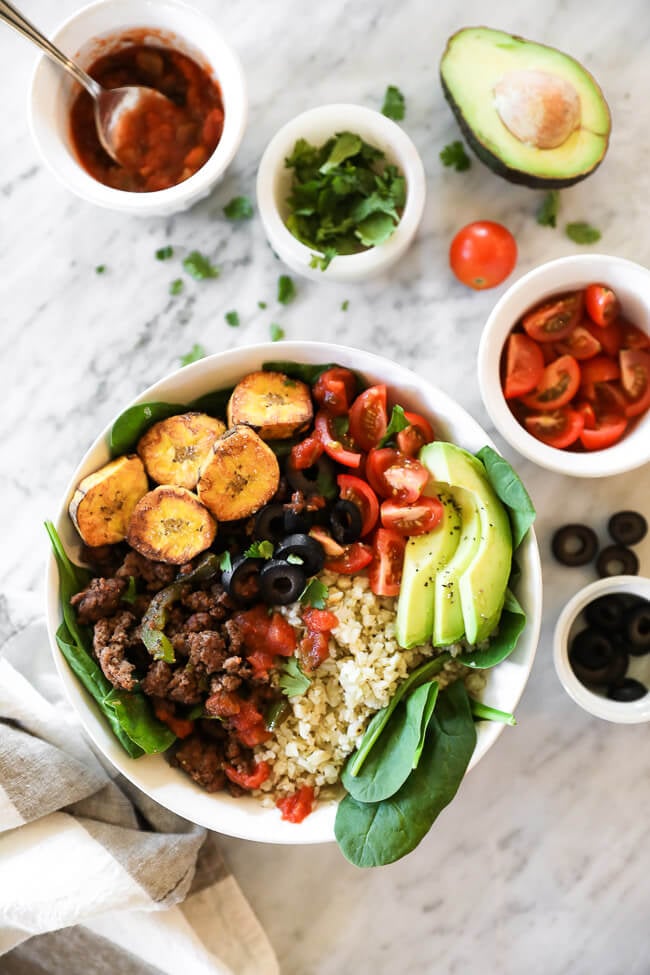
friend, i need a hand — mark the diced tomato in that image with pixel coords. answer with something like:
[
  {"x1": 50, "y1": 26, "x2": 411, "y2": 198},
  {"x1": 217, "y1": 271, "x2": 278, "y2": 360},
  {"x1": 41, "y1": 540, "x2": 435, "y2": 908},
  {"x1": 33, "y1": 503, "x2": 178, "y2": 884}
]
[
  {"x1": 246, "y1": 649, "x2": 277, "y2": 678},
  {"x1": 583, "y1": 318, "x2": 622, "y2": 358},
  {"x1": 369, "y1": 528, "x2": 406, "y2": 596},
  {"x1": 579, "y1": 415, "x2": 628, "y2": 451},
  {"x1": 618, "y1": 319, "x2": 650, "y2": 350},
  {"x1": 502, "y1": 332, "x2": 545, "y2": 399},
  {"x1": 620, "y1": 348, "x2": 650, "y2": 417},
  {"x1": 337, "y1": 473, "x2": 379, "y2": 537},
  {"x1": 234, "y1": 605, "x2": 296, "y2": 658},
  {"x1": 380, "y1": 497, "x2": 444, "y2": 536},
  {"x1": 395, "y1": 411, "x2": 436, "y2": 457},
  {"x1": 205, "y1": 689, "x2": 241, "y2": 718},
  {"x1": 267, "y1": 612, "x2": 298, "y2": 657},
  {"x1": 302, "y1": 608, "x2": 339, "y2": 632},
  {"x1": 153, "y1": 702, "x2": 195, "y2": 739},
  {"x1": 224, "y1": 760, "x2": 271, "y2": 790},
  {"x1": 325, "y1": 541, "x2": 373, "y2": 575},
  {"x1": 229, "y1": 699, "x2": 272, "y2": 746},
  {"x1": 290, "y1": 435, "x2": 323, "y2": 470},
  {"x1": 579, "y1": 355, "x2": 621, "y2": 386},
  {"x1": 348, "y1": 385, "x2": 388, "y2": 451},
  {"x1": 276, "y1": 784, "x2": 315, "y2": 823},
  {"x1": 365, "y1": 447, "x2": 429, "y2": 503},
  {"x1": 312, "y1": 367, "x2": 357, "y2": 416},
  {"x1": 522, "y1": 292, "x2": 582, "y2": 343},
  {"x1": 298, "y1": 630, "x2": 330, "y2": 671},
  {"x1": 524, "y1": 408, "x2": 584, "y2": 449},
  {"x1": 520, "y1": 355, "x2": 581, "y2": 411},
  {"x1": 555, "y1": 323, "x2": 602, "y2": 360},
  {"x1": 585, "y1": 284, "x2": 620, "y2": 327},
  {"x1": 314, "y1": 411, "x2": 361, "y2": 467}
]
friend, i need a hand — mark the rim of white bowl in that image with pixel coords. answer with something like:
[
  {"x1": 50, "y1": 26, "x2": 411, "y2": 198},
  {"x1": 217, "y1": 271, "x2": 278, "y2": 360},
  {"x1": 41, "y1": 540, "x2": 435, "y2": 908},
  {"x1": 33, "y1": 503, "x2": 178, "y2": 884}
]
[
  {"x1": 478, "y1": 254, "x2": 650, "y2": 477},
  {"x1": 28, "y1": 0, "x2": 247, "y2": 214},
  {"x1": 553, "y1": 574, "x2": 650, "y2": 723},
  {"x1": 256, "y1": 104, "x2": 426, "y2": 282}
]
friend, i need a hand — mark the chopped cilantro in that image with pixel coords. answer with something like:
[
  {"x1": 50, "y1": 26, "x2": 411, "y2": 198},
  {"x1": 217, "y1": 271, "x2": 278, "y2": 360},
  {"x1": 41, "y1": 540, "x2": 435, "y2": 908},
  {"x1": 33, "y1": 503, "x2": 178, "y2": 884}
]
[
  {"x1": 169, "y1": 278, "x2": 184, "y2": 296},
  {"x1": 225, "y1": 310, "x2": 240, "y2": 327},
  {"x1": 299, "y1": 577, "x2": 329, "y2": 609},
  {"x1": 183, "y1": 250, "x2": 219, "y2": 280},
  {"x1": 179, "y1": 343, "x2": 206, "y2": 366},
  {"x1": 439, "y1": 140, "x2": 471, "y2": 172},
  {"x1": 278, "y1": 656, "x2": 312, "y2": 697},
  {"x1": 244, "y1": 540, "x2": 274, "y2": 559},
  {"x1": 218, "y1": 551, "x2": 232, "y2": 573},
  {"x1": 309, "y1": 248, "x2": 337, "y2": 271},
  {"x1": 381, "y1": 84, "x2": 405, "y2": 121},
  {"x1": 122, "y1": 576, "x2": 138, "y2": 604},
  {"x1": 277, "y1": 275, "x2": 296, "y2": 305},
  {"x1": 341, "y1": 300, "x2": 349, "y2": 311},
  {"x1": 223, "y1": 195, "x2": 253, "y2": 220},
  {"x1": 156, "y1": 245, "x2": 174, "y2": 260},
  {"x1": 95, "y1": 264, "x2": 106, "y2": 274},
  {"x1": 537, "y1": 191, "x2": 560, "y2": 228},
  {"x1": 566, "y1": 221, "x2": 602, "y2": 245},
  {"x1": 258, "y1": 300, "x2": 267, "y2": 309},
  {"x1": 270, "y1": 323, "x2": 285, "y2": 342},
  {"x1": 380, "y1": 404, "x2": 409, "y2": 446}
]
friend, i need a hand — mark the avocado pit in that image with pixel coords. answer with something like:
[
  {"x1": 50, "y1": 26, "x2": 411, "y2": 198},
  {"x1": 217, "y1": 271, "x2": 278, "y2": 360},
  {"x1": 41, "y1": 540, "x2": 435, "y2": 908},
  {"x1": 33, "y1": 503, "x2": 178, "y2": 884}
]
[{"x1": 494, "y1": 69, "x2": 581, "y2": 149}]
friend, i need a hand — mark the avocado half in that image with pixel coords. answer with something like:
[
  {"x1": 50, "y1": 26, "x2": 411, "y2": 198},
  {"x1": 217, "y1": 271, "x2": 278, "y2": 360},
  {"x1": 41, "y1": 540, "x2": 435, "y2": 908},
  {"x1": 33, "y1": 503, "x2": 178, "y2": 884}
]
[{"x1": 440, "y1": 26, "x2": 611, "y2": 189}]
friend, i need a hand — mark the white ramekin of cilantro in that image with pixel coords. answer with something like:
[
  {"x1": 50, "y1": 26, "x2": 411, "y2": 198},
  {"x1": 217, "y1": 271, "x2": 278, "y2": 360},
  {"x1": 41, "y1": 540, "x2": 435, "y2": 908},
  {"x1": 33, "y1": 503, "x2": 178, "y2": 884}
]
[{"x1": 256, "y1": 104, "x2": 426, "y2": 282}]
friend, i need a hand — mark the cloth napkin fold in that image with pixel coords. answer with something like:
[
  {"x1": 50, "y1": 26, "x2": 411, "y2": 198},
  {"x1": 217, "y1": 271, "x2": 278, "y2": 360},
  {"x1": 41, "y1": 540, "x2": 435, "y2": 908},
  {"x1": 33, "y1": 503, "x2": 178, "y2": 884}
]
[{"x1": 0, "y1": 589, "x2": 279, "y2": 975}]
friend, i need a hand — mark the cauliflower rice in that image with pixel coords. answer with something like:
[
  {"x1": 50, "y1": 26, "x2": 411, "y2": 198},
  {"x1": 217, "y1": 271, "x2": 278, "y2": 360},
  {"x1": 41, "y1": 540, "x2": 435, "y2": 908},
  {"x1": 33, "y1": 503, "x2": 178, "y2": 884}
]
[{"x1": 254, "y1": 570, "x2": 486, "y2": 802}]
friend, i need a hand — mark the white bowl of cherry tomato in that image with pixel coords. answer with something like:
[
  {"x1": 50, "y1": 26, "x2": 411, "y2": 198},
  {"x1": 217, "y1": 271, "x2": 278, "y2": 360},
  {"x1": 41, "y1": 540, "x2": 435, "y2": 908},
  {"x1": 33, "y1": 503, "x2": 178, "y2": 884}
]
[{"x1": 478, "y1": 254, "x2": 650, "y2": 476}]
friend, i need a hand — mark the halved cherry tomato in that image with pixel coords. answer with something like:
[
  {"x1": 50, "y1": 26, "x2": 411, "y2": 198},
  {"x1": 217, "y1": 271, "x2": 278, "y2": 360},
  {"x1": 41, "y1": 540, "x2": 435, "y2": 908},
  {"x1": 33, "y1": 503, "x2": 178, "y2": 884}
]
[
  {"x1": 348, "y1": 385, "x2": 388, "y2": 451},
  {"x1": 585, "y1": 284, "x2": 620, "y2": 327},
  {"x1": 555, "y1": 323, "x2": 602, "y2": 360},
  {"x1": 579, "y1": 355, "x2": 620, "y2": 386},
  {"x1": 449, "y1": 220, "x2": 517, "y2": 290},
  {"x1": 369, "y1": 528, "x2": 406, "y2": 596},
  {"x1": 302, "y1": 608, "x2": 339, "y2": 632},
  {"x1": 524, "y1": 408, "x2": 584, "y2": 449},
  {"x1": 277, "y1": 785, "x2": 314, "y2": 823},
  {"x1": 620, "y1": 348, "x2": 650, "y2": 417},
  {"x1": 312, "y1": 367, "x2": 357, "y2": 416},
  {"x1": 337, "y1": 473, "x2": 379, "y2": 536},
  {"x1": 314, "y1": 411, "x2": 361, "y2": 468},
  {"x1": 583, "y1": 318, "x2": 622, "y2": 358},
  {"x1": 325, "y1": 541, "x2": 373, "y2": 575},
  {"x1": 522, "y1": 292, "x2": 582, "y2": 343},
  {"x1": 503, "y1": 332, "x2": 545, "y2": 398},
  {"x1": 520, "y1": 355, "x2": 581, "y2": 411},
  {"x1": 224, "y1": 760, "x2": 271, "y2": 790},
  {"x1": 575, "y1": 400, "x2": 597, "y2": 430},
  {"x1": 541, "y1": 343, "x2": 559, "y2": 365},
  {"x1": 396, "y1": 411, "x2": 435, "y2": 457},
  {"x1": 380, "y1": 497, "x2": 444, "y2": 536},
  {"x1": 579, "y1": 415, "x2": 628, "y2": 451},
  {"x1": 586, "y1": 381, "x2": 629, "y2": 418},
  {"x1": 290, "y1": 435, "x2": 324, "y2": 470},
  {"x1": 365, "y1": 447, "x2": 429, "y2": 503},
  {"x1": 298, "y1": 630, "x2": 330, "y2": 671},
  {"x1": 618, "y1": 319, "x2": 650, "y2": 350}
]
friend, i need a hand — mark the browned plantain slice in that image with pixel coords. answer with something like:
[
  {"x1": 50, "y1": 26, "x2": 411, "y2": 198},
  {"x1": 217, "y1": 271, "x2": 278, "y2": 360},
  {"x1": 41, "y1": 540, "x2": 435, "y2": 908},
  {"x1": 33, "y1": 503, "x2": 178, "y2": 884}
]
[
  {"x1": 227, "y1": 370, "x2": 313, "y2": 440},
  {"x1": 137, "y1": 412, "x2": 226, "y2": 489},
  {"x1": 126, "y1": 485, "x2": 217, "y2": 564},
  {"x1": 197, "y1": 424, "x2": 280, "y2": 521},
  {"x1": 69, "y1": 455, "x2": 149, "y2": 547}
]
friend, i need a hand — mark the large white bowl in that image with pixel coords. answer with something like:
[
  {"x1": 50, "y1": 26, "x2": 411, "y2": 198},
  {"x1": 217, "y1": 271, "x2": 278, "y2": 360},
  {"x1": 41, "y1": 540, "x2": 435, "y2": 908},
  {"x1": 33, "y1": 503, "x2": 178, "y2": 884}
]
[
  {"x1": 46, "y1": 342, "x2": 542, "y2": 844},
  {"x1": 478, "y1": 254, "x2": 650, "y2": 477},
  {"x1": 29, "y1": 0, "x2": 247, "y2": 216}
]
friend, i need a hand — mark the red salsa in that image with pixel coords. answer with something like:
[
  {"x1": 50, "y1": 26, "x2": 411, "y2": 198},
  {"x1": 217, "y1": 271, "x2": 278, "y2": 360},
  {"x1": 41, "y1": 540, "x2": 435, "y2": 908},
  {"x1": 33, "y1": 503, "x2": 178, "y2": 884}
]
[{"x1": 70, "y1": 42, "x2": 225, "y2": 192}]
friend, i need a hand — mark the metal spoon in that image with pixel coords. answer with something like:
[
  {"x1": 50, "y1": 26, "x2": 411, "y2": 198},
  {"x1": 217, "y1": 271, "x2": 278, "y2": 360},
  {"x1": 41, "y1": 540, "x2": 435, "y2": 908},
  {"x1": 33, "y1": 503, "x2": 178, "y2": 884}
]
[{"x1": 0, "y1": 0, "x2": 173, "y2": 168}]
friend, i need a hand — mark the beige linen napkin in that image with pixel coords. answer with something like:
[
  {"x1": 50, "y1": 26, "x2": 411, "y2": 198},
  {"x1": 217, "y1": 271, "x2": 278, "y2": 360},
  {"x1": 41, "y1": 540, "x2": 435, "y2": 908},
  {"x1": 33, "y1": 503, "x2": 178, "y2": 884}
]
[{"x1": 0, "y1": 590, "x2": 279, "y2": 975}]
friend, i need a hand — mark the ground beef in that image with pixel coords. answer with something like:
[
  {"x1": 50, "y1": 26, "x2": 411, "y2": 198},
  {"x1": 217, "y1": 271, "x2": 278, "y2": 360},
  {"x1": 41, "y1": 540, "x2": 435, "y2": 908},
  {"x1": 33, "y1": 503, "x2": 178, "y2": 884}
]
[
  {"x1": 115, "y1": 551, "x2": 176, "y2": 591},
  {"x1": 81, "y1": 543, "x2": 126, "y2": 574},
  {"x1": 186, "y1": 631, "x2": 227, "y2": 673},
  {"x1": 166, "y1": 665, "x2": 206, "y2": 705},
  {"x1": 224, "y1": 618, "x2": 245, "y2": 657},
  {"x1": 140, "y1": 660, "x2": 173, "y2": 698},
  {"x1": 185, "y1": 612, "x2": 215, "y2": 632},
  {"x1": 71, "y1": 577, "x2": 126, "y2": 624},
  {"x1": 93, "y1": 611, "x2": 139, "y2": 691},
  {"x1": 172, "y1": 734, "x2": 225, "y2": 792}
]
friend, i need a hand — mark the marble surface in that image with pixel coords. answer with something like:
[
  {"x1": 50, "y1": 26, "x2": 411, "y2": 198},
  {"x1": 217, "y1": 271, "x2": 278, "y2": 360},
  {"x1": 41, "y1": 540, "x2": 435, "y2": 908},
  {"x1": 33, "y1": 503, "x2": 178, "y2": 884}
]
[{"x1": 1, "y1": 0, "x2": 649, "y2": 972}]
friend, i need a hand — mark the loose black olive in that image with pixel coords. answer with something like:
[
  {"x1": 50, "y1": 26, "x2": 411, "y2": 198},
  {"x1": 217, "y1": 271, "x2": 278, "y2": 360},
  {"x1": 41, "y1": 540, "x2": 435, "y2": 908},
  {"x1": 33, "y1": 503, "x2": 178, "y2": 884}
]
[
  {"x1": 608, "y1": 510, "x2": 648, "y2": 547},
  {"x1": 283, "y1": 508, "x2": 314, "y2": 534},
  {"x1": 286, "y1": 455, "x2": 336, "y2": 496},
  {"x1": 254, "y1": 503, "x2": 288, "y2": 543},
  {"x1": 625, "y1": 600, "x2": 650, "y2": 655},
  {"x1": 569, "y1": 627, "x2": 628, "y2": 686},
  {"x1": 259, "y1": 559, "x2": 306, "y2": 605},
  {"x1": 551, "y1": 524, "x2": 598, "y2": 566},
  {"x1": 329, "y1": 499, "x2": 363, "y2": 544},
  {"x1": 584, "y1": 594, "x2": 627, "y2": 633},
  {"x1": 595, "y1": 544, "x2": 639, "y2": 578},
  {"x1": 221, "y1": 556, "x2": 262, "y2": 604},
  {"x1": 275, "y1": 533, "x2": 326, "y2": 577},
  {"x1": 607, "y1": 678, "x2": 647, "y2": 702}
]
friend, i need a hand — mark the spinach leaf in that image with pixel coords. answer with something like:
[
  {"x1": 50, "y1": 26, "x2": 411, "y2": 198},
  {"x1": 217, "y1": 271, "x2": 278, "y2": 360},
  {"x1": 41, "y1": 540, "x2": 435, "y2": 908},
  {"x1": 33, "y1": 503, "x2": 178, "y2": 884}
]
[
  {"x1": 334, "y1": 680, "x2": 476, "y2": 867},
  {"x1": 412, "y1": 681, "x2": 439, "y2": 767},
  {"x1": 189, "y1": 386, "x2": 234, "y2": 418},
  {"x1": 110, "y1": 401, "x2": 187, "y2": 456},
  {"x1": 45, "y1": 520, "x2": 92, "y2": 650},
  {"x1": 379, "y1": 404, "x2": 409, "y2": 446},
  {"x1": 341, "y1": 680, "x2": 436, "y2": 803},
  {"x1": 104, "y1": 689, "x2": 176, "y2": 753},
  {"x1": 475, "y1": 445, "x2": 536, "y2": 550},
  {"x1": 469, "y1": 698, "x2": 516, "y2": 725},
  {"x1": 262, "y1": 360, "x2": 340, "y2": 385}
]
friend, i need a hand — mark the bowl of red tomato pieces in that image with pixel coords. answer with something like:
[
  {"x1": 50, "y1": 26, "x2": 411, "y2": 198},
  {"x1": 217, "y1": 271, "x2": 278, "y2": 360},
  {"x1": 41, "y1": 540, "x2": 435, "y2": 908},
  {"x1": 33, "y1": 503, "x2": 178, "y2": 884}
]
[{"x1": 478, "y1": 255, "x2": 650, "y2": 477}]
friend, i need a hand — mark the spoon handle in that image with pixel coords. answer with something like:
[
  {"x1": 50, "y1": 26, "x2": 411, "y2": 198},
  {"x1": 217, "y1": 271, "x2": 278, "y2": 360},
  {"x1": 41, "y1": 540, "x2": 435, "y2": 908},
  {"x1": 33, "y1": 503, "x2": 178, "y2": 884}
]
[{"x1": 0, "y1": 0, "x2": 101, "y2": 97}]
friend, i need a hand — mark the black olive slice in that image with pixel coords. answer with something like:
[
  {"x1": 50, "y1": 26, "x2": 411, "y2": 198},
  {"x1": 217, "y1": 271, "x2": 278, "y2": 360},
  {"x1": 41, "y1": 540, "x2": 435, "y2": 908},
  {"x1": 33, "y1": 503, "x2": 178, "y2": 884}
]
[
  {"x1": 221, "y1": 555, "x2": 262, "y2": 604},
  {"x1": 286, "y1": 455, "x2": 336, "y2": 495},
  {"x1": 584, "y1": 594, "x2": 627, "y2": 632},
  {"x1": 329, "y1": 499, "x2": 363, "y2": 544},
  {"x1": 259, "y1": 559, "x2": 306, "y2": 605},
  {"x1": 625, "y1": 600, "x2": 650, "y2": 655},
  {"x1": 607, "y1": 678, "x2": 647, "y2": 702},
  {"x1": 283, "y1": 508, "x2": 313, "y2": 534},
  {"x1": 595, "y1": 544, "x2": 639, "y2": 578},
  {"x1": 254, "y1": 503, "x2": 288, "y2": 543},
  {"x1": 608, "y1": 510, "x2": 648, "y2": 547},
  {"x1": 551, "y1": 524, "x2": 598, "y2": 566},
  {"x1": 569, "y1": 627, "x2": 628, "y2": 686},
  {"x1": 275, "y1": 533, "x2": 326, "y2": 577}
]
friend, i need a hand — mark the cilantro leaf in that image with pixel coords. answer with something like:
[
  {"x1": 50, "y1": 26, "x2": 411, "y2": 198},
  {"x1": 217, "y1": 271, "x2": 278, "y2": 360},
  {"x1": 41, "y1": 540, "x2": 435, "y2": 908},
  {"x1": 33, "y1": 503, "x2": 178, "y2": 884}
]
[
  {"x1": 270, "y1": 323, "x2": 285, "y2": 342},
  {"x1": 122, "y1": 576, "x2": 138, "y2": 604},
  {"x1": 156, "y1": 245, "x2": 174, "y2": 260},
  {"x1": 95, "y1": 264, "x2": 106, "y2": 274},
  {"x1": 218, "y1": 551, "x2": 232, "y2": 573},
  {"x1": 225, "y1": 310, "x2": 240, "y2": 327},
  {"x1": 537, "y1": 191, "x2": 560, "y2": 228},
  {"x1": 244, "y1": 540, "x2": 274, "y2": 559},
  {"x1": 439, "y1": 140, "x2": 471, "y2": 172},
  {"x1": 566, "y1": 222, "x2": 601, "y2": 244},
  {"x1": 258, "y1": 300, "x2": 267, "y2": 309},
  {"x1": 381, "y1": 85, "x2": 405, "y2": 121},
  {"x1": 183, "y1": 251, "x2": 219, "y2": 280},
  {"x1": 380, "y1": 404, "x2": 409, "y2": 446},
  {"x1": 355, "y1": 211, "x2": 397, "y2": 247},
  {"x1": 299, "y1": 578, "x2": 329, "y2": 609},
  {"x1": 341, "y1": 300, "x2": 349, "y2": 311},
  {"x1": 277, "y1": 275, "x2": 296, "y2": 305},
  {"x1": 309, "y1": 249, "x2": 337, "y2": 271},
  {"x1": 278, "y1": 656, "x2": 312, "y2": 697},
  {"x1": 169, "y1": 278, "x2": 184, "y2": 296},
  {"x1": 320, "y1": 133, "x2": 363, "y2": 174},
  {"x1": 179, "y1": 343, "x2": 206, "y2": 367},
  {"x1": 223, "y1": 195, "x2": 253, "y2": 220}
]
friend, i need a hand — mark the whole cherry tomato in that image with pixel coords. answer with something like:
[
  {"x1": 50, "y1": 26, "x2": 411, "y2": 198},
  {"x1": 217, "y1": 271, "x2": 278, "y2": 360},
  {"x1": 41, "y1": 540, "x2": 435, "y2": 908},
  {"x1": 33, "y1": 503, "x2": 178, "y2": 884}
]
[{"x1": 449, "y1": 220, "x2": 517, "y2": 290}]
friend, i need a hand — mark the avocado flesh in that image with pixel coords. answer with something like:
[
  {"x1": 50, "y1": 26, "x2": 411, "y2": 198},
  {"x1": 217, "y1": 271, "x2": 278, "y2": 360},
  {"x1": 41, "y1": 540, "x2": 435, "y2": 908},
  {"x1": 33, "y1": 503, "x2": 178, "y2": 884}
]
[
  {"x1": 420, "y1": 442, "x2": 513, "y2": 646},
  {"x1": 440, "y1": 26, "x2": 611, "y2": 189},
  {"x1": 432, "y1": 485, "x2": 482, "y2": 646},
  {"x1": 395, "y1": 491, "x2": 461, "y2": 649}
]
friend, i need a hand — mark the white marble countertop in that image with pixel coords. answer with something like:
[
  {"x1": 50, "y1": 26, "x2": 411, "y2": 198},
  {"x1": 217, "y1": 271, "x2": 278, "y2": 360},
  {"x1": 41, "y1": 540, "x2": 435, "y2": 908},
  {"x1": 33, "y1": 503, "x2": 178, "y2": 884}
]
[{"x1": 1, "y1": 0, "x2": 649, "y2": 972}]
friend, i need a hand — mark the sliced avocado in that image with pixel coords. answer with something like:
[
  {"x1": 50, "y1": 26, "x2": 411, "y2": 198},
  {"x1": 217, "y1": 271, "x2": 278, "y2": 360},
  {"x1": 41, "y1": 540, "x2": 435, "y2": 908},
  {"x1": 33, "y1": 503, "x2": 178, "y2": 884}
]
[
  {"x1": 432, "y1": 485, "x2": 482, "y2": 646},
  {"x1": 420, "y1": 442, "x2": 513, "y2": 646},
  {"x1": 395, "y1": 491, "x2": 462, "y2": 649},
  {"x1": 440, "y1": 26, "x2": 611, "y2": 189}
]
